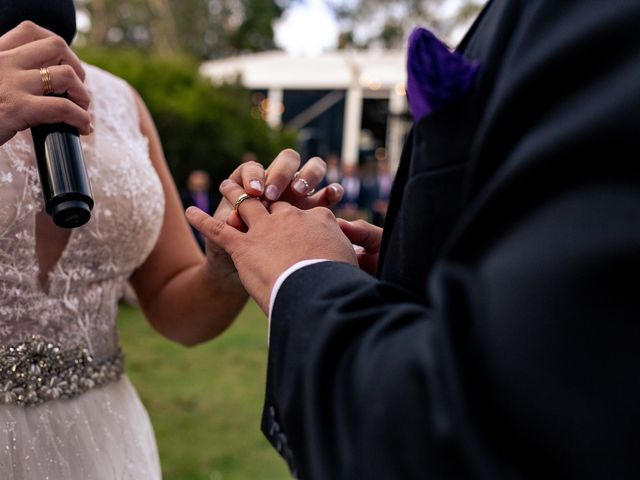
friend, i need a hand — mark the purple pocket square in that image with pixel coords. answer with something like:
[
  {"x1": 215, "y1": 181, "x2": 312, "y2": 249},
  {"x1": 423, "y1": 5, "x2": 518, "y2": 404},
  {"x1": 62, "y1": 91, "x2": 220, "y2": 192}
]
[{"x1": 407, "y1": 28, "x2": 481, "y2": 122}]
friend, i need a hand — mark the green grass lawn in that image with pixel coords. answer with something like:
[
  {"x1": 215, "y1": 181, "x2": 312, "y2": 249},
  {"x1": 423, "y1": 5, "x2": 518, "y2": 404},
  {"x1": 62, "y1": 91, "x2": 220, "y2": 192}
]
[{"x1": 117, "y1": 301, "x2": 290, "y2": 480}]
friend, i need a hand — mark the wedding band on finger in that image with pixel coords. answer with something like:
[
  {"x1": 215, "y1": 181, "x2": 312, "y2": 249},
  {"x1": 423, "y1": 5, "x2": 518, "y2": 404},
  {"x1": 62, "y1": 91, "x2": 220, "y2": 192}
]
[
  {"x1": 233, "y1": 193, "x2": 254, "y2": 212},
  {"x1": 39, "y1": 67, "x2": 54, "y2": 96}
]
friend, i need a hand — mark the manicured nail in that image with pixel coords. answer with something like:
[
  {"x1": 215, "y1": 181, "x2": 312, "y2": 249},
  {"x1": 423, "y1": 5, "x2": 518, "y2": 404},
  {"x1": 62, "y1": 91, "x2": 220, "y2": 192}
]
[
  {"x1": 250, "y1": 180, "x2": 264, "y2": 194},
  {"x1": 331, "y1": 184, "x2": 343, "y2": 197},
  {"x1": 292, "y1": 179, "x2": 309, "y2": 194},
  {"x1": 265, "y1": 185, "x2": 279, "y2": 201}
]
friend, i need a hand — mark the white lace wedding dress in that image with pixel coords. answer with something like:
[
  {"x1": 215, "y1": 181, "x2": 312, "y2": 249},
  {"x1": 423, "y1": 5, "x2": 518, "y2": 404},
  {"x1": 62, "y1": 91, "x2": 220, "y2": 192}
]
[{"x1": 0, "y1": 65, "x2": 164, "y2": 479}]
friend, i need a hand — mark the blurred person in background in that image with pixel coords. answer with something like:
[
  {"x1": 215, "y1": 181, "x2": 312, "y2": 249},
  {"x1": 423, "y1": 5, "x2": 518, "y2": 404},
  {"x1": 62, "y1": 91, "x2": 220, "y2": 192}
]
[
  {"x1": 337, "y1": 163, "x2": 368, "y2": 221},
  {"x1": 181, "y1": 169, "x2": 218, "y2": 250},
  {"x1": 318, "y1": 153, "x2": 343, "y2": 212},
  {"x1": 241, "y1": 151, "x2": 259, "y2": 165},
  {"x1": 370, "y1": 157, "x2": 393, "y2": 226},
  {"x1": 319, "y1": 153, "x2": 342, "y2": 187}
]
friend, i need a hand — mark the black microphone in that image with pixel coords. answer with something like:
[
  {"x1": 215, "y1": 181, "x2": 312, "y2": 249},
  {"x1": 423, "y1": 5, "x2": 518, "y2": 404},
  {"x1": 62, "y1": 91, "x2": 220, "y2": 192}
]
[
  {"x1": 0, "y1": 0, "x2": 94, "y2": 228},
  {"x1": 31, "y1": 122, "x2": 93, "y2": 228}
]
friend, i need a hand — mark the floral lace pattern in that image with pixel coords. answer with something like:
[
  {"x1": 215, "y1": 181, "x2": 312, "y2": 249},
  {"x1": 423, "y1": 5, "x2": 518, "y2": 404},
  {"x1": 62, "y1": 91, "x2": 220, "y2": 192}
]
[
  {"x1": 0, "y1": 64, "x2": 165, "y2": 479},
  {"x1": 0, "y1": 64, "x2": 164, "y2": 375}
]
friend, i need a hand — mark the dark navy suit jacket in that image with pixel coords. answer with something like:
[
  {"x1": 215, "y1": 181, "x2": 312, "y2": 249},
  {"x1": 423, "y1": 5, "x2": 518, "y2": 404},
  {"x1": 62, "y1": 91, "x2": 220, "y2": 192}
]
[{"x1": 263, "y1": 1, "x2": 640, "y2": 478}]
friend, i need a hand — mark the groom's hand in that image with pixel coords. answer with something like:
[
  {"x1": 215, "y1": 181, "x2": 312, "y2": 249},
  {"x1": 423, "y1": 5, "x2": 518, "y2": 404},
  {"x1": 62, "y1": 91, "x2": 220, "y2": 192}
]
[
  {"x1": 193, "y1": 149, "x2": 344, "y2": 287},
  {"x1": 186, "y1": 180, "x2": 357, "y2": 313}
]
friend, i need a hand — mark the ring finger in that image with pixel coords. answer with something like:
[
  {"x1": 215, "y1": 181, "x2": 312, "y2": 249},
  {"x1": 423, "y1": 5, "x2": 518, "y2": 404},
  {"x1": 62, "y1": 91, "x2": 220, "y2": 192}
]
[
  {"x1": 220, "y1": 180, "x2": 268, "y2": 228},
  {"x1": 24, "y1": 65, "x2": 91, "y2": 109}
]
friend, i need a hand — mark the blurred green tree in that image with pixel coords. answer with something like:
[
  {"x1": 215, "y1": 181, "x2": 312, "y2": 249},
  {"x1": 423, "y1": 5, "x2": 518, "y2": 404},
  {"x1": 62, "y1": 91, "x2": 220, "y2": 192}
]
[
  {"x1": 78, "y1": 47, "x2": 296, "y2": 187},
  {"x1": 327, "y1": 0, "x2": 486, "y2": 49},
  {"x1": 75, "y1": 0, "x2": 290, "y2": 59}
]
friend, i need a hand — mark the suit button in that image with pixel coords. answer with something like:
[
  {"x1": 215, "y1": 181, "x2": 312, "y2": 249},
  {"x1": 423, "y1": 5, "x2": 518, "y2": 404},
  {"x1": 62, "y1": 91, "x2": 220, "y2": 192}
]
[
  {"x1": 270, "y1": 421, "x2": 280, "y2": 435},
  {"x1": 276, "y1": 432, "x2": 288, "y2": 452}
]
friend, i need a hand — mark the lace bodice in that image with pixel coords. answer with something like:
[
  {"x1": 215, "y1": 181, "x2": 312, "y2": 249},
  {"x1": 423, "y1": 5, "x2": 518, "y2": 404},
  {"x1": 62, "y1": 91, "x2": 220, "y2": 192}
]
[{"x1": 0, "y1": 65, "x2": 164, "y2": 404}]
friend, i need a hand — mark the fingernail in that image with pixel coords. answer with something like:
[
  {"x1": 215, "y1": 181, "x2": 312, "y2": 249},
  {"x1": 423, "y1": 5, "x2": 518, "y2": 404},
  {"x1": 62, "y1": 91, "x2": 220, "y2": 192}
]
[
  {"x1": 331, "y1": 185, "x2": 343, "y2": 196},
  {"x1": 292, "y1": 179, "x2": 308, "y2": 194},
  {"x1": 220, "y1": 179, "x2": 233, "y2": 189},
  {"x1": 89, "y1": 123, "x2": 95, "y2": 134},
  {"x1": 265, "y1": 185, "x2": 279, "y2": 201},
  {"x1": 250, "y1": 180, "x2": 264, "y2": 194},
  {"x1": 185, "y1": 206, "x2": 198, "y2": 216}
]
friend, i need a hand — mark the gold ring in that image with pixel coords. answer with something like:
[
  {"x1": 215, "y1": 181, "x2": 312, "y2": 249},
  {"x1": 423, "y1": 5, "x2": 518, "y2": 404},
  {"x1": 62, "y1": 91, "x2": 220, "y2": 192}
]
[
  {"x1": 39, "y1": 67, "x2": 54, "y2": 95},
  {"x1": 233, "y1": 193, "x2": 253, "y2": 212}
]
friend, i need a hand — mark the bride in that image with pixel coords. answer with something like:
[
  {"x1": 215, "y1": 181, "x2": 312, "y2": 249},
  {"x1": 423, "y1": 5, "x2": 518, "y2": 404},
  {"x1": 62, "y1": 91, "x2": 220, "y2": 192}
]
[{"x1": 0, "y1": 2, "x2": 341, "y2": 478}]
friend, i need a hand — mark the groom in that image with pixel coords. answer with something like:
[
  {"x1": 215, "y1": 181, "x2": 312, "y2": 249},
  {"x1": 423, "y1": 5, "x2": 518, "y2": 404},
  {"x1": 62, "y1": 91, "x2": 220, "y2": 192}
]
[{"x1": 189, "y1": 0, "x2": 640, "y2": 478}]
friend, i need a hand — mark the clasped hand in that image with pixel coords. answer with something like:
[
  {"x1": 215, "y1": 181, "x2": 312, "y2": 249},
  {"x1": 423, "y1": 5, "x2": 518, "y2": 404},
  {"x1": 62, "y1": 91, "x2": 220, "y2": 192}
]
[{"x1": 187, "y1": 149, "x2": 383, "y2": 313}]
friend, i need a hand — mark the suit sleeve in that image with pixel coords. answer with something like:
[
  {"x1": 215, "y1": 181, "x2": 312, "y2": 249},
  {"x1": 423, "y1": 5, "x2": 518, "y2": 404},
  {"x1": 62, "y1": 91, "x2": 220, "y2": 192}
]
[
  {"x1": 262, "y1": 2, "x2": 640, "y2": 479},
  {"x1": 264, "y1": 263, "x2": 464, "y2": 478}
]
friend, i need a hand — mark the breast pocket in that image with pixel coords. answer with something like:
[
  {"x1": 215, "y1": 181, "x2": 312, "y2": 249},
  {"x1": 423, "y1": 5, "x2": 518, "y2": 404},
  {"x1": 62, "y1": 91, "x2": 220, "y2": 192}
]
[
  {"x1": 410, "y1": 89, "x2": 481, "y2": 176},
  {"x1": 380, "y1": 90, "x2": 481, "y2": 297}
]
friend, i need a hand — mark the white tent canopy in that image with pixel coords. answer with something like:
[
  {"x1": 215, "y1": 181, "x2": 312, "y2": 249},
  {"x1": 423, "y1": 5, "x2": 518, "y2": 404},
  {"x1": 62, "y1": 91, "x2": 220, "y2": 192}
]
[
  {"x1": 200, "y1": 50, "x2": 410, "y2": 168},
  {"x1": 200, "y1": 50, "x2": 407, "y2": 90}
]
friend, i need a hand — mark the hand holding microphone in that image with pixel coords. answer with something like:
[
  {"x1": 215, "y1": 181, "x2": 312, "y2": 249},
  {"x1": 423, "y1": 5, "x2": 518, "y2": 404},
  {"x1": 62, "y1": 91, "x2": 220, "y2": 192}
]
[
  {"x1": 0, "y1": 22, "x2": 92, "y2": 145},
  {"x1": 0, "y1": 20, "x2": 94, "y2": 228}
]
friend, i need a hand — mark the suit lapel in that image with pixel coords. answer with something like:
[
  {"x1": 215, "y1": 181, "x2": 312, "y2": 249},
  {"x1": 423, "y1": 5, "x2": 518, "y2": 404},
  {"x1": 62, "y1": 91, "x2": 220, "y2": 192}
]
[
  {"x1": 378, "y1": 126, "x2": 414, "y2": 276},
  {"x1": 377, "y1": 0, "x2": 521, "y2": 297}
]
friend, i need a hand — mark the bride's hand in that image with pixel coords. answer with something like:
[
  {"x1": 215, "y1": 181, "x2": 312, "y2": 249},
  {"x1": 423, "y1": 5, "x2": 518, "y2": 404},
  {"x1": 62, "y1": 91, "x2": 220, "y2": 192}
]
[
  {"x1": 224, "y1": 149, "x2": 344, "y2": 230},
  {"x1": 197, "y1": 149, "x2": 343, "y2": 281},
  {"x1": 337, "y1": 219, "x2": 384, "y2": 276},
  {"x1": 0, "y1": 21, "x2": 92, "y2": 146}
]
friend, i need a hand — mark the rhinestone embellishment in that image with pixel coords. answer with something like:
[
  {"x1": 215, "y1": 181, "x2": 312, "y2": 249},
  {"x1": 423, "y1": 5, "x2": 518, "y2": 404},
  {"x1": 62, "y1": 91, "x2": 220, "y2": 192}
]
[{"x1": 0, "y1": 336, "x2": 124, "y2": 407}]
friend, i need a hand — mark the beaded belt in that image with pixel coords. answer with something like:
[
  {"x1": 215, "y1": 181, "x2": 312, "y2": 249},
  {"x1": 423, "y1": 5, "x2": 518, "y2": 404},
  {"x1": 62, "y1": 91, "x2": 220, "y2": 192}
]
[{"x1": 0, "y1": 336, "x2": 124, "y2": 407}]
